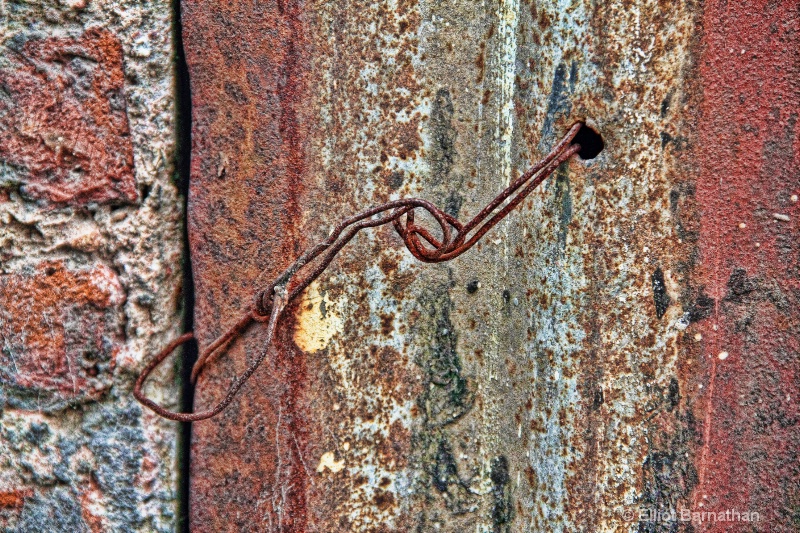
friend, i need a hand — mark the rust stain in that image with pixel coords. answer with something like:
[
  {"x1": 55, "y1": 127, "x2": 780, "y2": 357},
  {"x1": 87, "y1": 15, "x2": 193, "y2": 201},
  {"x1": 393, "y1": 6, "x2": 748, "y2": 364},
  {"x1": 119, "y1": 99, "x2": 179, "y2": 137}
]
[
  {"x1": 183, "y1": 0, "x2": 312, "y2": 529},
  {"x1": 0, "y1": 29, "x2": 136, "y2": 206}
]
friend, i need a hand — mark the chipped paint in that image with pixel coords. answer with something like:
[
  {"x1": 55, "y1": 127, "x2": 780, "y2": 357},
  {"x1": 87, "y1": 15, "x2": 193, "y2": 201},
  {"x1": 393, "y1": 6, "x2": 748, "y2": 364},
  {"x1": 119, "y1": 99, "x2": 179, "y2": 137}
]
[
  {"x1": 293, "y1": 281, "x2": 343, "y2": 353},
  {"x1": 316, "y1": 451, "x2": 345, "y2": 474}
]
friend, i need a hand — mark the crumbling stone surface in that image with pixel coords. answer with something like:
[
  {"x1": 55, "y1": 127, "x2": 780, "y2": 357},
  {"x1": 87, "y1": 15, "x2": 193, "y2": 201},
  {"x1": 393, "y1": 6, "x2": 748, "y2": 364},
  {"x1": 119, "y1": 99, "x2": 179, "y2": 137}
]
[
  {"x1": 0, "y1": 1, "x2": 182, "y2": 531},
  {"x1": 0, "y1": 28, "x2": 137, "y2": 206},
  {"x1": 0, "y1": 261, "x2": 124, "y2": 410}
]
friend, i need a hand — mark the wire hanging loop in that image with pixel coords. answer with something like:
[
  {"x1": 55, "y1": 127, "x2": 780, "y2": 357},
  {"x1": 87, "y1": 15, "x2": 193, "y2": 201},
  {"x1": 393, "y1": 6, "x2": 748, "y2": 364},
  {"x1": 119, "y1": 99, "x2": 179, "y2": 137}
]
[{"x1": 134, "y1": 122, "x2": 584, "y2": 422}]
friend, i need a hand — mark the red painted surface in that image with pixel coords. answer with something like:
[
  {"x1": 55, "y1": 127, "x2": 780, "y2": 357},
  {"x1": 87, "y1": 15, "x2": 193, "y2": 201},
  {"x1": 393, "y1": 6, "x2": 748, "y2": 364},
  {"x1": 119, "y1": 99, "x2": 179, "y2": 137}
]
[
  {"x1": 0, "y1": 261, "x2": 124, "y2": 409},
  {"x1": 692, "y1": 1, "x2": 799, "y2": 530},
  {"x1": 0, "y1": 29, "x2": 136, "y2": 206}
]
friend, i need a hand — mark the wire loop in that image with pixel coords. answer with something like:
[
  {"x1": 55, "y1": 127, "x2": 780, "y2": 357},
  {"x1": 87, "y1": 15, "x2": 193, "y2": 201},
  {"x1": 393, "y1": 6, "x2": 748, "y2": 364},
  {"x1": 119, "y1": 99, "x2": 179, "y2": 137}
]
[{"x1": 134, "y1": 123, "x2": 584, "y2": 422}]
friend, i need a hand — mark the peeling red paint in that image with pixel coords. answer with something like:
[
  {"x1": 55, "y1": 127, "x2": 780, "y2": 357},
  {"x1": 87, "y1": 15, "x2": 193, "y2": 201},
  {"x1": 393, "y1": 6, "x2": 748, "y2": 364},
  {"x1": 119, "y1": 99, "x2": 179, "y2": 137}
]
[
  {"x1": 0, "y1": 29, "x2": 136, "y2": 206},
  {"x1": 692, "y1": 1, "x2": 800, "y2": 530}
]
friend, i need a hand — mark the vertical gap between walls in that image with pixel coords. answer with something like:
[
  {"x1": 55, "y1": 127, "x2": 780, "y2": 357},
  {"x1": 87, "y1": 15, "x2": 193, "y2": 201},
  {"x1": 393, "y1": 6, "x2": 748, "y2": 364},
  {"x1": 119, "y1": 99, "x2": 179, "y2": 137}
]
[{"x1": 172, "y1": 0, "x2": 195, "y2": 530}]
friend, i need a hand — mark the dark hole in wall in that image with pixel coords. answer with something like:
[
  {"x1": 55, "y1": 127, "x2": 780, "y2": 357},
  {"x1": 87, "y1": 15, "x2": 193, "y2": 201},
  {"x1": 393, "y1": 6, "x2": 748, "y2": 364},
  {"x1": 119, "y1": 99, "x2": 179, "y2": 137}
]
[
  {"x1": 571, "y1": 123, "x2": 604, "y2": 160},
  {"x1": 651, "y1": 267, "x2": 672, "y2": 319}
]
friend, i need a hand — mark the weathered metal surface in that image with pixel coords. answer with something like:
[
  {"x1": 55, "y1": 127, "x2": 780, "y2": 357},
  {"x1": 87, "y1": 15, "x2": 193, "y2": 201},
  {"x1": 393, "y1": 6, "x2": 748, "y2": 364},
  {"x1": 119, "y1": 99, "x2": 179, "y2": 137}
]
[
  {"x1": 0, "y1": 1, "x2": 183, "y2": 531},
  {"x1": 184, "y1": 0, "x2": 798, "y2": 532}
]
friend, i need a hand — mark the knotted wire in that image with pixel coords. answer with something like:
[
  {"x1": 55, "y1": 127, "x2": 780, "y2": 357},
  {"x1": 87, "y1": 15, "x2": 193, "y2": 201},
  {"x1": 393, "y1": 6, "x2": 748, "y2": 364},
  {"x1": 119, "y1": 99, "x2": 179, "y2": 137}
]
[{"x1": 134, "y1": 122, "x2": 583, "y2": 422}]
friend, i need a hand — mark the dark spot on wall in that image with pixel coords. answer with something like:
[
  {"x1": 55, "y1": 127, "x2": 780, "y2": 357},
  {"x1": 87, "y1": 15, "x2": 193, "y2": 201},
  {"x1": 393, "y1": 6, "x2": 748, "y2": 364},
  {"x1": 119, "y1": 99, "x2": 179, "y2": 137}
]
[
  {"x1": 660, "y1": 90, "x2": 673, "y2": 117},
  {"x1": 669, "y1": 189, "x2": 680, "y2": 212},
  {"x1": 430, "y1": 88, "x2": 456, "y2": 182},
  {"x1": 466, "y1": 280, "x2": 480, "y2": 294},
  {"x1": 685, "y1": 292, "x2": 714, "y2": 323},
  {"x1": 385, "y1": 171, "x2": 404, "y2": 191},
  {"x1": 23, "y1": 423, "x2": 50, "y2": 447},
  {"x1": 490, "y1": 456, "x2": 511, "y2": 532},
  {"x1": 412, "y1": 431, "x2": 474, "y2": 515},
  {"x1": 432, "y1": 438, "x2": 458, "y2": 492},
  {"x1": 592, "y1": 387, "x2": 604, "y2": 410},
  {"x1": 444, "y1": 190, "x2": 463, "y2": 218},
  {"x1": 726, "y1": 268, "x2": 757, "y2": 301},
  {"x1": 651, "y1": 267, "x2": 671, "y2": 319},
  {"x1": 660, "y1": 131, "x2": 673, "y2": 149},
  {"x1": 540, "y1": 62, "x2": 577, "y2": 144},
  {"x1": 667, "y1": 378, "x2": 680, "y2": 411},
  {"x1": 373, "y1": 490, "x2": 396, "y2": 511}
]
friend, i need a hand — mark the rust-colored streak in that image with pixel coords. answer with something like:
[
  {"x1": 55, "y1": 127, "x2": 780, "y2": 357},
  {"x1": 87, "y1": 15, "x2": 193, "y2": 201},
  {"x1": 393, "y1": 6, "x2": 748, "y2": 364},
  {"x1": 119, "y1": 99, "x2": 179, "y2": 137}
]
[
  {"x1": 0, "y1": 29, "x2": 136, "y2": 206},
  {"x1": 276, "y1": 0, "x2": 308, "y2": 233},
  {"x1": 693, "y1": 1, "x2": 799, "y2": 531}
]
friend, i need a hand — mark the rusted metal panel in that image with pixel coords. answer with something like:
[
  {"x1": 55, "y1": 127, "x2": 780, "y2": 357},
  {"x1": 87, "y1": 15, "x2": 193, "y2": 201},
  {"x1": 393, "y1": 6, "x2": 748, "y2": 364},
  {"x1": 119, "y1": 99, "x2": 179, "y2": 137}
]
[
  {"x1": 0, "y1": 1, "x2": 183, "y2": 531},
  {"x1": 184, "y1": 0, "x2": 797, "y2": 531},
  {"x1": 184, "y1": 1, "x2": 315, "y2": 530}
]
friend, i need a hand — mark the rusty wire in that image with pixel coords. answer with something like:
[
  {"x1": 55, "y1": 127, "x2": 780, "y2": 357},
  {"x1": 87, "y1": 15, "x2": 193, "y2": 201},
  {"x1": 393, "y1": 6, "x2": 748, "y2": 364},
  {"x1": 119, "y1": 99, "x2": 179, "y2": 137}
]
[{"x1": 134, "y1": 122, "x2": 584, "y2": 422}]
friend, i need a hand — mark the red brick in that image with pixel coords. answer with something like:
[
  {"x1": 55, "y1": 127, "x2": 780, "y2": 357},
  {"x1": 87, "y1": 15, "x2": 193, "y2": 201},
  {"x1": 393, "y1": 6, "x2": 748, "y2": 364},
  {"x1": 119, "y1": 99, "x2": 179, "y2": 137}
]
[
  {"x1": 0, "y1": 29, "x2": 136, "y2": 206},
  {"x1": 0, "y1": 489, "x2": 31, "y2": 510},
  {"x1": 0, "y1": 261, "x2": 125, "y2": 410}
]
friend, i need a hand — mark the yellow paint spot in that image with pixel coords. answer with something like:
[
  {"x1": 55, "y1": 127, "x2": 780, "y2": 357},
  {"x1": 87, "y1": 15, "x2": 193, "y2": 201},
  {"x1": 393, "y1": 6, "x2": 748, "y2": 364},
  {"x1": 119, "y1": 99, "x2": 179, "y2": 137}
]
[
  {"x1": 293, "y1": 281, "x2": 342, "y2": 353},
  {"x1": 316, "y1": 451, "x2": 345, "y2": 473}
]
